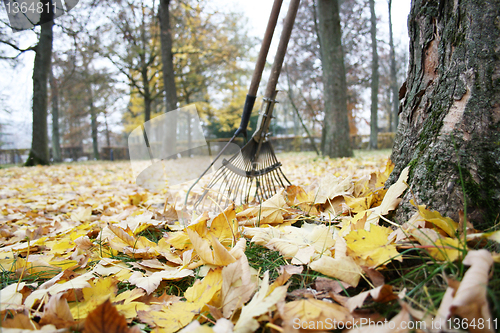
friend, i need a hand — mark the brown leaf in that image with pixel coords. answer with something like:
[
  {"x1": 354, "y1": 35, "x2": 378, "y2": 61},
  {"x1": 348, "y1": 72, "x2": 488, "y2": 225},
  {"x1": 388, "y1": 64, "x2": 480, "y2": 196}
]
[
  {"x1": 84, "y1": 299, "x2": 129, "y2": 333},
  {"x1": 39, "y1": 293, "x2": 75, "y2": 328},
  {"x1": 346, "y1": 285, "x2": 398, "y2": 312},
  {"x1": 1, "y1": 313, "x2": 39, "y2": 329},
  {"x1": 272, "y1": 265, "x2": 303, "y2": 289},
  {"x1": 362, "y1": 266, "x2": 385, "y2": 287},
  {"x1": 315, "y1": 277, "x2": 352, "y2": 294}
]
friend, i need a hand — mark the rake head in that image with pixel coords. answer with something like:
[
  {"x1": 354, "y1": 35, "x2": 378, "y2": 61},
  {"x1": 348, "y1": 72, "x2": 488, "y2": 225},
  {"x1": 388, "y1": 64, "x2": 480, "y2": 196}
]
[{"x1": 193, "y1": 139, "x2": 290, "y2": 213}]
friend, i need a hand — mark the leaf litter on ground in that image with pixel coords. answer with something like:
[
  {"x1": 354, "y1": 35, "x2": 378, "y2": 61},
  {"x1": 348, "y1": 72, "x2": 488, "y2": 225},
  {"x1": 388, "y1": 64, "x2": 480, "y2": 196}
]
[{"x1": 0, "y1": 151, "x2": 499, "y2": 332}]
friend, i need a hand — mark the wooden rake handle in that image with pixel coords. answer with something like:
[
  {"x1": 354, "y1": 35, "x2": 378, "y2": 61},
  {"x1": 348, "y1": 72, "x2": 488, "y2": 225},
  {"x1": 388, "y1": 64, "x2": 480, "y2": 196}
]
[
  {"x1": 265, "y1": 0, "x2": 300, "y2": 99},
  {"x1": 237, "y1": 0, "x2": 284, "y2": 137},
  {"x1": 254, "y1": 0, "x2": 301, "y2": 141}
]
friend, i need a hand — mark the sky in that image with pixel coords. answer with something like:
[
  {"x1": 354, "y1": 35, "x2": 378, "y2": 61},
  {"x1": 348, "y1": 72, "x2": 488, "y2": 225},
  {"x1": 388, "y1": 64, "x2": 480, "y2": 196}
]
[{"x1": 0, "y1": 0, "x2": 412, "y2": 149}]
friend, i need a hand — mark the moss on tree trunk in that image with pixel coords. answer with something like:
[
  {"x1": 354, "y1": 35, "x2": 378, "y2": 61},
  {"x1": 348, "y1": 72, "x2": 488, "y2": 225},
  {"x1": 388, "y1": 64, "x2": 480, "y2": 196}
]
[{"x1": 389, "y1": 0, "x2": 500, "y2": 229}]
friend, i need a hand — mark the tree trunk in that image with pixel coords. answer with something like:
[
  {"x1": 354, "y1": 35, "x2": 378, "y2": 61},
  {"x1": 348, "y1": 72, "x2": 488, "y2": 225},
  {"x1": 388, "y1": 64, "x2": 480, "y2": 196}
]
[
  {"x1": 388, "y1": 0, "x2": 399, "y2": 132},
  {"x1": 159, "y1": 0, "x2": 178, "y2": 158},
  {"x1": 316, "y1": 0, "x2": 352, "y2": 158},
  {"x1": 369, "y1": 0, "x2": 379, "y2": 149},
  {"x1": 388, "y1": 0, "x2": 500, "y2": 230},
  {"x1": 89, "y1": 85, "x2": 99, "y2": 160},
  {"x1": 49, "y1": 66, "x2": 61, "y2": 163},
  {"x1": 26, "y1": 2, "x2": 53, "y2": 166},
  {"x1": 104, "y1": 112, "x2": 111, "y2": 147}
]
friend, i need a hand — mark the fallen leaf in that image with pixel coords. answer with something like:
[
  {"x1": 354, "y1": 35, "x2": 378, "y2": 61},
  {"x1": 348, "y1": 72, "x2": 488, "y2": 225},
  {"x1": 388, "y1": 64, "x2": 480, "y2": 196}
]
[
  {"x1": 309, "y1": 255, "x2": 362, "y2": 287},
  {"x1": 84, "y1": 299, "x2": 129, "y2": 333},
  {"x1": 233, "y1": 271, "x2": 287, "y2": 333},
  {"x1": 345, "y1": 224, "x2": 400, "y2": 267},
  {"x1": 365, "y1": 166, "x2": 409, "y2": 226},
  {"x1": 280, "y1": 298, "x2": 353, "y2": 330},
  {"x1": 220, "y1": 254, "x2": 257, "y2": 318},
  {"x1": 346, "y1": 285, "x2": 398, "y2": 312},
  {"x1": 436, "y1": 250, "x2": 494, "y2": 333}
]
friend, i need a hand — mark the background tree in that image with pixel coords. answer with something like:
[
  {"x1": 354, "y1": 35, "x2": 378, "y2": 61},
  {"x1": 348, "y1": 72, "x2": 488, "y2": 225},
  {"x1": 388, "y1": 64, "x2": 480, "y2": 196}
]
[
  {"x1": 317, "y1": 0, "x2": 353, "y2": 157},
  {"x1": 388, "y1": 0, "x2": 398, "y2": 132},
  {"x1": 159, "y1": 0, "x2": 178, "y2": 156},
  {"x1": 49, "y1": 64, "x2": 61, "y2": 162},
  {"x1": 106, "y1": 0, "x2": 162, "y2": 124},
  {"x1": 389, "y1": 0, "x2": 500, "y2": 229},
  {"x1": 368, "y1": 0, "x2": 379, "y2": 149},
  {"x1": 284, "y1": 0, "x2": 386, "y2": 148},
  {"x1": 25, "y1": 0, "x2": 54, "y2": 166}
]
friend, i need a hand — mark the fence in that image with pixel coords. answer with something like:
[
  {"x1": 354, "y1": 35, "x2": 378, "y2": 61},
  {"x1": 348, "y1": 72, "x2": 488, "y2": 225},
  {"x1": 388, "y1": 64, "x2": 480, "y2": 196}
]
[{"x1": 0, "y1": 133, "x2": 395, "y2": 165}]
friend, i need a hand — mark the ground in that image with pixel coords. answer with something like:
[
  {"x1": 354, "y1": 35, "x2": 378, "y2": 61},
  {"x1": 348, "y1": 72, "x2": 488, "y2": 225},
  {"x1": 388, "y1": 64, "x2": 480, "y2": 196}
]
[{"x1": 0, "y1": 150, "x2": 498, "y2": 332}]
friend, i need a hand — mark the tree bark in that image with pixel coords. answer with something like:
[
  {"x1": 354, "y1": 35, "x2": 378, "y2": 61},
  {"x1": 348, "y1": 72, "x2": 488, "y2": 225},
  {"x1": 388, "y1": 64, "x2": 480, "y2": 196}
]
[
  {"x1": 26, "y1": 1, "x2": 53, "y2": 166},
  {"x1": 49, "y1": 66, "x2": 61, "y2": 163},
  {"x1": 316, "y1": 0, "x2": 353, "y2": 158},
  {"x1": 104, "y1": 112, "x2": 111, "y2": 148},
  {"x1": 159, "y1": 0, "x2": 178, "y2": 158},
  {"x1": 388, "y1": 0, "x2": 500, "y2": 229},
  {"x1": 89, "y1": 85, "x2": 99, "y2": 160},
  {"x1": 388, "y1": 0, "x2": 399, "y2": 132},
  {"x1": 369, "y1": 0, "x2": 379, "y2": 149}
]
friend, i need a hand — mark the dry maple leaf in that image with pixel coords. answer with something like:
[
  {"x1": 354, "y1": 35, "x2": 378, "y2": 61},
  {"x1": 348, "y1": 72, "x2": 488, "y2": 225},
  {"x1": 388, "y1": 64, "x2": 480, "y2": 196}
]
[
  {"x1": 220, "y1": 254, "x2": 257, "y2": 318},
  {"x1": 415, "y1": 203, "x2": 459, "y2": 237},
  {"x1": 309, "y1": 255, "x2": 362, "y2": 287},
  {"x1": 313, "y1": 175, "x2": 353, "y2": 205},
  {"x1": 84, "y1": 299, "x2": 139, "y2": 333},
  {"x1": 236, "y1": 191, "x2": 287, "y2": 224},
  {"x1": 345, "y1": 224, "x2": 401, "y2": 268},
  {"x1": 365, "y1": 166, "x2": 409, "y2": 227},
  {"x1": 345, "y1": 284, "x2": 398, "y2": 312},
  {"x1": 233, "y1": 271, "x2": 287, "y2": 333},
  {"x1": 347, "y1": 301, "x2": 426, "y2": 333},
  {"x1": 280, "y1": 298, "x2": 353, "y2": 331},
  {"x1": 435, "y1": 250, "x2": 494, "y2": 333}
]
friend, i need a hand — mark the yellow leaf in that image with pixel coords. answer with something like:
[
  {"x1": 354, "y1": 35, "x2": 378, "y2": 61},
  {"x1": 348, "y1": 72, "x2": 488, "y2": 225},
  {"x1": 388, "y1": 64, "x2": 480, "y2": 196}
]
[
  {"x1": 309, "y1": 255, "x2": 362, "y2": 287},
  {"x1": 209, "y1": 204, "x2": 237, "y2": 245},
  {"x1": 138, "y1": 301, "x2": 200, "y2": 333},
  {"x1": 184, "y1": 267, "x2": 223, "y2": 306},
  {"x1": 186, "y1": 228, "x2": 236, "y2": 266},
  {"x1": 345, "y1": 224, "x2": 400, "y2": 267},
  {"x1": 156, "y1": 238, "x2": 183, "y2": 264},
  {"x1": 187, "y1": 212, "x2": 210, "y2": 238},
  {"x1": 416, "y1": 204, "x2": 458, "y2": 237},
  {"x1": 236, "y1": 191, "x2": 287, "y2": 224},
  {"x1": 280, "y1": 298, "x2": 352, "y2": 330},
  {"x1": 116, "y1": 301, "x2": 149, "y2": 319},
  {"x1": 48, "y1": 258, "x2": 78, "y2": 270},
  {"x1": 344, "y1": 195, "x2": 374, "y2": 213},
  {"x1": 165, "y1": 231, "x2": 192, "y2": 250},
  {"x1": 411, "y1": 231, "x2": 462, "y2": 261},
  {"x1": 365, "y1": 166, "x2": 409, "y2": 226},
  {"x1": 70, "y1": 277, "x2": 117, "y2": 320},
  {"x1": 47, "y1": 238, "x2": 75, "y2": 255}
]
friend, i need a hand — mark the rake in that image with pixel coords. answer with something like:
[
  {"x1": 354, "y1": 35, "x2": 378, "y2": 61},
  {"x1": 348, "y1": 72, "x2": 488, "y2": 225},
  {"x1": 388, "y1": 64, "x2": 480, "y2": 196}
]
[{"x1": 187, "y1": 0, "x2": 300, "y2": 211}]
